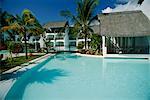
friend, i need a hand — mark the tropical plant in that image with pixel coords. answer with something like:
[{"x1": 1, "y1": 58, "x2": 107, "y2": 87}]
[
  {"x1": 13, "y1": 42, "x2": 23, "y2": 57},
  {"x1": 90, "y1": 34, "x2": 102, "y2": 50},
  {"x1": 0, "y1": 12, "x2": 16, "y2": 62},
  {"x1": 0, "y1": 11, "x2": 17, "y2": 41},
  {"x1": 77, "y1": 42, "x2": 84, "y2": 49},
  {"x1": 60, "y1": 0, "x2": 99, "y2": 50},
  {"x1": 138, "y1": 0, "x2": 144, "y2": 5},
  {"x1": 68, "y1": 27, "x2": 78, "y2": 40},
  {"x1": 43, "y1": 38, "x2": 51, "y2": 53},
  {"x1": 1, "y1": 9, "x2": 44, "y2": 59},
  {"x1": 6, "y1": 41, "x2": 15, "y2": 62}
]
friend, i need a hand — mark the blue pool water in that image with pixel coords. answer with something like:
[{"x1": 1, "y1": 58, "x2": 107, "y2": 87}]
[{"x1": 5, "y1": 53, "x2": 150, "y2": 100}]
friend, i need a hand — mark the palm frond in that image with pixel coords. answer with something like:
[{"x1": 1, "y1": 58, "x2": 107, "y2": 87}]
[{"x1": 60, "y1": 10, "x2": 72, "y2": 18}]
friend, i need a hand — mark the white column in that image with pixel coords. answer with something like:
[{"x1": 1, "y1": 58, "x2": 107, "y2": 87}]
[
  {"x1": 102, "y1": 36, "x2": 107, "y2": 56},
  {"x1": 64, "y1": 27, "x2": 69, "y2": 51},
  {"x1": 54, "y1": 34, "x2": 56, "y2": 48},
  {"x1": 76, "y1": 37, "x2": 78, "y2": 47},
  {"x1": 35, "y1": 40, "x2": 37, "y2": 52}
]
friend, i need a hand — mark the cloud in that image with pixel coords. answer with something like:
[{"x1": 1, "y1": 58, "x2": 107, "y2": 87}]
[
  {"x1": 101, "y1": 7, "x2": 112, "y2": 13},
  {"x1": 116, "y1": 0, "x2": 138, "y2": 4},
  {"x1": 138, "y1": 0, "x2": 150, "y2": 19},
  {"x1": 102, "y1": 0, "x2": 150, "y2": 19}
]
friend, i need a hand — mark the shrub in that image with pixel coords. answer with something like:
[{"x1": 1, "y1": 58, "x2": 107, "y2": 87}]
[
  {"x1": 0, "y1": 42, "x2": 7, "y2": 50},
  {"x1": 86, "y1": 50, "x2": 90, "y2": 54},
  {"x1": 29, "y1": 53, "x2": 33, "y2": 57},
  {"x1": 90, "y1": 34, "x2": 102, "y2": 50},
  {"x1": 13, "y1": 43, "x2": 23, "y2": 53},
  {"x1": 77, "y1": 42, "x2": 84, "y2": 49}
]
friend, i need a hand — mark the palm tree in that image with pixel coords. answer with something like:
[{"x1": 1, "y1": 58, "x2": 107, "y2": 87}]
[
  {"x1": 60, "y1": 0, "x2": 99, "y2": 50},
  {"x1": 0, "y1": 11, "x2": 17, "y2": 41},
  {"x1": 1, "y1": 9, "x2": 44, "y2": 59}
]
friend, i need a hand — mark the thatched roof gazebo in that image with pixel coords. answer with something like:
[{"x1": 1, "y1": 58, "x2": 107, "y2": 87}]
[
  {"x1": 92, "y1": 10, "x2": 150, "y2": 55},
  {"x1": 93, "y1": 10, "x2": 150, "y2": 37}
]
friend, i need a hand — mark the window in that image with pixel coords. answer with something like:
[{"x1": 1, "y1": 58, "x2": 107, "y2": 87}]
[
  {"x1": 55, "y1": 35, "x2": 64, "y2": 40},
  {"x1": 56, "y1": 42, "x2": 64, "y2": 46},
  {"x1": 47, "y1": 35, "x2": 54, "y2": 40},
  {"x1": 48, "y1": 42, "x2": 54, "y2": 47},
  {"x1": 69, "y1": 42, "x2": 76, "y2": 46}
]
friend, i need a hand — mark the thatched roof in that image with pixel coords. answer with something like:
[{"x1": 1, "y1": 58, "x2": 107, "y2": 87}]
[
  {"x1": 93, "y1": 10, "x2": 150, "y2": 37},
  {"x1": 43, "y1": 21, "x2": 68, "y2": 29}
]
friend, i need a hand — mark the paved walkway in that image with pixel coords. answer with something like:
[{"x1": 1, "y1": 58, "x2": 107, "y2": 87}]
[{"x1": 1, "y1": 53, "x2": 46, "y2": 60}]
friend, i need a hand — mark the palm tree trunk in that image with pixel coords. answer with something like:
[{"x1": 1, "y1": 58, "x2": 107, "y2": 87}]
[
  {"x1": 10, "y1": 51, "x2": 13, "y2": 61},
  {"x1": 24, "y1": 33, "x2": 28, "y2": 59},
  {"x1": 85, "y1": 33, "x2": 87, "y2": 50}
]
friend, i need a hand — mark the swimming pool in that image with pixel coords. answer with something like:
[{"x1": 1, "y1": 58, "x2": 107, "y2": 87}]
[{"x1": 5, "y1": 53, "x2": 150, "y2": 100}]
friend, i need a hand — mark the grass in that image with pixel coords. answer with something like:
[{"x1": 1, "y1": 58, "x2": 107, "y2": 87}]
[{"x1": 0, "y1": 55, "x2": 44, "y2": 73}]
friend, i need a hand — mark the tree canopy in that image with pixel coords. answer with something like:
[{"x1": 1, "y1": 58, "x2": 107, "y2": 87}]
[{"x1": 60, "y1": 0, "x2": 99, "y2": 49}]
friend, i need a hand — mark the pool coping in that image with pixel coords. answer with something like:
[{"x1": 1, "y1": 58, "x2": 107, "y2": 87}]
[
  {"x1": 105, "y1": 54, "x2": 150, "y2": 59},
  {"x1": 76, "y1": 53, "x2": 150, "y2": 59},
  {"x1": 0, "y1": 53, "x2": 55, "y2": 100},
  {"x1": 76, "y1": 53, "x2": 103, "y2": 58}
]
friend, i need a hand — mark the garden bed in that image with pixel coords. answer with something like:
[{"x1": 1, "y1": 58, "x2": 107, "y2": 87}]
[
  {"x1": 0, "y1": 55, "x2": 44, "y2": 72},
  {"x1": 78, "y1": 49, "x2": 102, "y2": 55}
]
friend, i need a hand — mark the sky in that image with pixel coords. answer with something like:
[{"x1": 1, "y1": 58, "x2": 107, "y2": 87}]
[
  {"x1": 0, "y1": 0, "x2": 149, "y2": 25},
  {"x1": 0, "y1": 0, "x2": 117, "y2": 25},
  {"x1": 102, "y1": 0, "x2": 150, "y2": 20}
]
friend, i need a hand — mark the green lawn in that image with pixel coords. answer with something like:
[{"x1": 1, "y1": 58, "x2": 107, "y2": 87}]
[{"x1": 0, "y1": 55, "x2": 44, "y2": 73}]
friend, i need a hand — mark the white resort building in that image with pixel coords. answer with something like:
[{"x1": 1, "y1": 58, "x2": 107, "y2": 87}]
[{"x1": 43, "y1": 21, "x2": 90, "y2": 51}]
